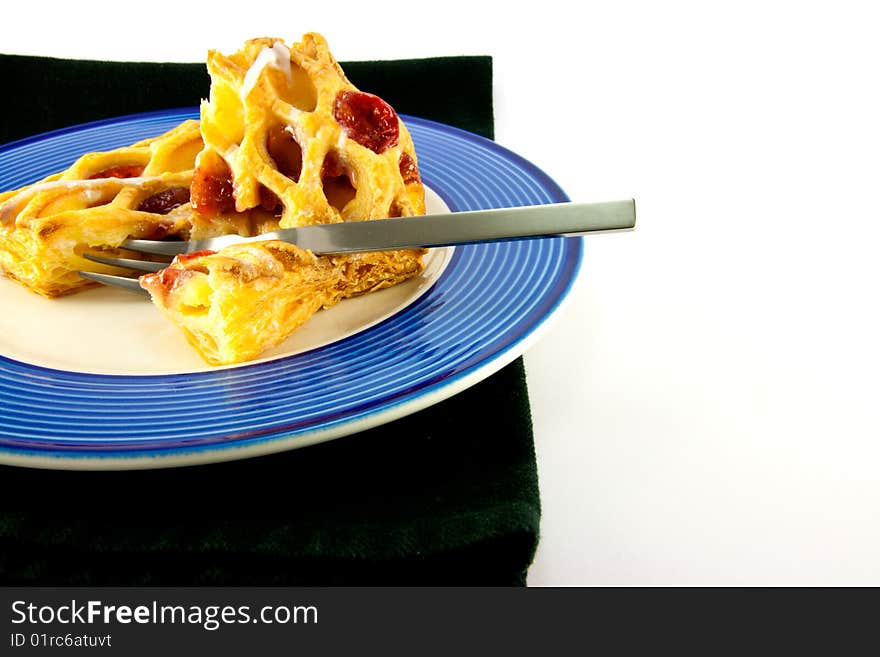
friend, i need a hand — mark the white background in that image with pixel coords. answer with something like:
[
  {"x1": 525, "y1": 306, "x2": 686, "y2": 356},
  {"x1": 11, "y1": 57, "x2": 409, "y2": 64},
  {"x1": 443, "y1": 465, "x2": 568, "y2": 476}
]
[{"x1": 4, "y1": 0, "x2": 880, "y2": 585}]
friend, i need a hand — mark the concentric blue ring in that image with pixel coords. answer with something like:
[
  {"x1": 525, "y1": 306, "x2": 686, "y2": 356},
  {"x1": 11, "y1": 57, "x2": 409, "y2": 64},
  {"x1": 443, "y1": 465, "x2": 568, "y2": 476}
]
[{"x1": 0, "y1": 108, "x2": 581, "y2": 467}]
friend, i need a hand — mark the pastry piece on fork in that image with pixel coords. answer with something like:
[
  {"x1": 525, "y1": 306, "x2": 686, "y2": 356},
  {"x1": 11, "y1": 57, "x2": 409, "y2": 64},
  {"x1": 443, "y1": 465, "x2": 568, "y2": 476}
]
[{"x1": 140, "y1": 241, "x2": 423, "y2": 366}]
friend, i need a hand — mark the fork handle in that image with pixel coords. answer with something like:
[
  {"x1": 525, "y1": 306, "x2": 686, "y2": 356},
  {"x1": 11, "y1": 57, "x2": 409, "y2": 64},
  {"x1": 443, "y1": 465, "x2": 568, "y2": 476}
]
[
  {"x1": 126, "y1": 200, "x2": 636, "y2": 256},
  {"x1": 230, "y1": 199, "x2": 636, "y2": 255}
]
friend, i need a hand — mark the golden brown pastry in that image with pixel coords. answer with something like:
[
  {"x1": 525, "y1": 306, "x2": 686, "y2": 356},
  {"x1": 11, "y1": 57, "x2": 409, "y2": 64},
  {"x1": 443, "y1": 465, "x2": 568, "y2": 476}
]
[
  {"x1": 0, "y1": 32, "x2": 428, "y2": 366},
  {"x1": 192, "y1": 32, "x2": 425, "y2": 227},
  {"x1": 141, "y1": 241, "x2": 423, "y2": 365},
  {"x1": 0, "y1": 120, "x2": 203, "y2": 297},
  {"x1": 143, "y1": 33, "x2": 428, "y2": 364}
]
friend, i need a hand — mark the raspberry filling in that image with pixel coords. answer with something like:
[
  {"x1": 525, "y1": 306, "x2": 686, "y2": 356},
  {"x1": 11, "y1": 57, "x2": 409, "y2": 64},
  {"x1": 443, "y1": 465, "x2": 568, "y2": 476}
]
[
  {"x1": 333, "y1": 90, "x2": 400, "y2": 154},
  {"x1": 137, "y1": 187, "x2": 190, "y2": 214},
  {"x1": 191, "y1": 156, "x2": 235, "y2": 216},
  {"x1": 88, "y1": 165, "x2": 144, "y2": 179},
  {"x1": 398, "y1": 152, "x2": 420, "y2": 185}
]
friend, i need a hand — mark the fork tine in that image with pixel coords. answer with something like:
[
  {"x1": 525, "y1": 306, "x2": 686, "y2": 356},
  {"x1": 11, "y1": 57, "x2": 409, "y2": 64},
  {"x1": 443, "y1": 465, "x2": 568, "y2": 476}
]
[
  {"x1": 78, "y1": 271, "x2": 150, "y2": 296},
  {"x1": 82, "y1": 252, "x2": 167, "y2": 273},
  {"x1": 122, "y1": 238, "x2": 190, "y2": 256}
]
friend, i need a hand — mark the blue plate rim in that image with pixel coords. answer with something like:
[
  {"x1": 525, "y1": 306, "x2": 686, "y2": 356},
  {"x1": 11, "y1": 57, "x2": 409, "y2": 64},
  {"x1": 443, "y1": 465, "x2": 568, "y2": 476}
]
[{"x1": 0, "y1": 109, "x2": 582, "y2": 468}]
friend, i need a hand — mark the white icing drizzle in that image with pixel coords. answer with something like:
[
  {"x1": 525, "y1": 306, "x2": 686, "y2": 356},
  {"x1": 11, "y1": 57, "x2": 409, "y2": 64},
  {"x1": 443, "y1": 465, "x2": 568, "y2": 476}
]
[
  {"x1": 82, "y1": 189, "x2": 103, "y2": 204},
  {"x1": 223, "y1": 144, "x2": 240, "y2": 161},
  {"x1": 240, "y1": 42, "x2": 293, "y2": 101},
  {"x1": 0, "y1": 177, "x2": 158, "y2": 224}
]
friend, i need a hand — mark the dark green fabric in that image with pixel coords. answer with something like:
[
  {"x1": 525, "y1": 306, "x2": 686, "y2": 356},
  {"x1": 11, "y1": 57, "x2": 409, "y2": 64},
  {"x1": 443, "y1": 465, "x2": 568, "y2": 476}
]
[
  {"x1": 0, "y1": 55, "x2": 495, "y2": 144},
  {"x1": 0, "y1": 53, "x2": 539, "y2": 585}
]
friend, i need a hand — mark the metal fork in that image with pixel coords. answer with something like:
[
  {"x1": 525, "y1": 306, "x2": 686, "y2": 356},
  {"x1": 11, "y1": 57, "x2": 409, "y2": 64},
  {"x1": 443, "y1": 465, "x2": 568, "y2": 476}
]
[{"x1": 79, "y1": 199, "x2": 637, "y2": 295}]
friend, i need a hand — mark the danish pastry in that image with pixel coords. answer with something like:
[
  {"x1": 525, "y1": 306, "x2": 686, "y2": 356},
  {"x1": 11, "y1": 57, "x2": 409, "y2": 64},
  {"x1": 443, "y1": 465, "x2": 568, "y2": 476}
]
[
  {"x1": 144, "y1": 33, "x2": 428, "y2": 364},
  {"x1": 0, "y1": 120, "x2": 204, "y2": 297},
  {"x1": 0, "y1": 32, "x2": 428, "y2": 365},
  {"x1": 193, "y1": 32, "x2": 425, "y2": 227},
  {"x1": 141, "y1": 241, "x2": 423, "y2": 365}
]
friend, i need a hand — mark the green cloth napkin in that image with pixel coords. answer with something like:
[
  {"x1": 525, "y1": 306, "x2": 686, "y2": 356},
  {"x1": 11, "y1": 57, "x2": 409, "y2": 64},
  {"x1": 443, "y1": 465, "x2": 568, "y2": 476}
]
[{"x1": 0, "y1": 53, "x2": 540, "y2": 586}]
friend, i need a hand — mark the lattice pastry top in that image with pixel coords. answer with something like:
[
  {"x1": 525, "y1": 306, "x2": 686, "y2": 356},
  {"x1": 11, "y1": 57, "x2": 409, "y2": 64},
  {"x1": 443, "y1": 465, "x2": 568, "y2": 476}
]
[
  {"x1": 0, "y1": 120, "x2": 203, "y2": 297},
  {"x1": 191, "y1": 33, "x2": 425, "y2": 231}
]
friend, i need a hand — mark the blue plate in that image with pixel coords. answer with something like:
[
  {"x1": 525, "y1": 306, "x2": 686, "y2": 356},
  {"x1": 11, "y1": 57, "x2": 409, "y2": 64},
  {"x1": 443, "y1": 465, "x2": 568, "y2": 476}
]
[{"x1": 0, "y1": 109, "x2": 580, "y2": 469}]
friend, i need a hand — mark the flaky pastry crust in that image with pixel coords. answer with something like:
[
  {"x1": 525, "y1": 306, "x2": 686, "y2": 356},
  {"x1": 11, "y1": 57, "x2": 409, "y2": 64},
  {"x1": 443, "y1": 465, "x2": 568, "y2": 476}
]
[
  {"x1": 146, "y1": 33, "x2": 428, "y2": 364},
  {"x1": 0, "y1": 32, "x2": 429, "y2": 365},
  {"x1": 0, "y1": 121, "x2": 202, "y2": 297},
  {"x1": 141, "y1": 241, "x2": 423, "y2": 365}
]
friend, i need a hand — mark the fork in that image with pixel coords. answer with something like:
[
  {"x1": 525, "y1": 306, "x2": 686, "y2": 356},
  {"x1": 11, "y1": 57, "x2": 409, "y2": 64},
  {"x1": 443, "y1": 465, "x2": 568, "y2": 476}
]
[{"x1": 79, "y1": 199, "x2": 637, "y2": 295}]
